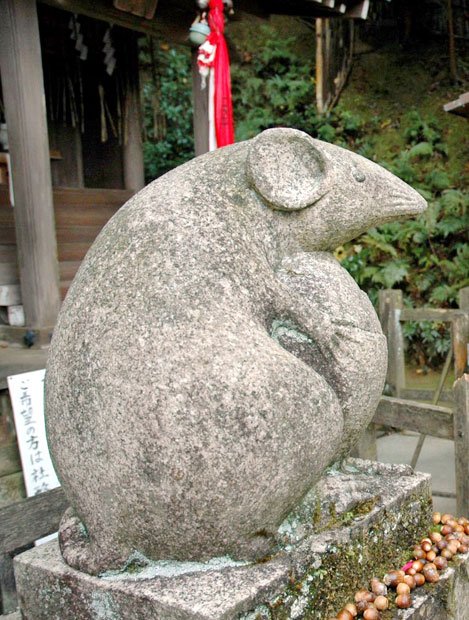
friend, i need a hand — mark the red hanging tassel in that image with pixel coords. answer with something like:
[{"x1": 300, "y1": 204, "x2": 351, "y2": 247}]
[{"x1": 197, "y1": 0, "x2": 234, "y2": 148}]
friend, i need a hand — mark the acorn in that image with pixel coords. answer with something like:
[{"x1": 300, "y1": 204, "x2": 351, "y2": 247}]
[
  {"x1": 423, "y1": 564, "x2": 439, "y2": 584},
  {"x1": 373, "y1": 595, "x2": 389, "y2": 611},
  {"x1": 396, "y1": 582, "x2": 411, "y2": 596},
  {"x1": 413, "y1": 547, "x2": 426, "y2": 560},
  {"x1": 447, "y1": 540, "x2": 460, "y2": 555},
  {"x1": 411, "y1": 560, "x2": 425, "y2": 573},
  {"x1": 426, "y1": 549, "x2": 437, "y2": 562},
  {"x1": 414, "y1": 573, "x2": 426, "y2": 587},
  {"x1": 433, "y1": 512, "x2": 442, "y2": 524},
  {"x1": 370, "y1": 578, "x2": 387, "y2": 597},
  {"x1": 344, "y1": 603, "x2": 358, "y2": 617},
  {"x1": 354, "y1": 590, "x2": 374, "y2": 603},
  {"x1": 383, "y1": 570, "x2": 404, "y2": 587},
  {"x1": 421, "y1": 538, "x2": 432, "y2": 551},
  {"x1": 337, "y1": 609, "x2": 353, "y2": 620},
  {"x1": 404, "y1": 575, "x2": 416, "y2": 590},
  {"x1": 356, "y1": 600, "x2": 371, "y2": 614},
  {"x1": 430, "y1": 531, "x2": 442, "y2": 543},
  {"x1": 363, "y1": 609, "x2": 380, "y2": 620},
  {"x1": 396, "y1": 593, "x2": 412, "y2": 609},
  {"x1": 434, "y1": 556, "x2": 448, "y2": 571}
]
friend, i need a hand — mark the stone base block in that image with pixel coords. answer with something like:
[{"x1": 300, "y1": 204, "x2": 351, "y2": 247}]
[{"x1": 15, "y1": 459, "x2": 462, "y2": 620}]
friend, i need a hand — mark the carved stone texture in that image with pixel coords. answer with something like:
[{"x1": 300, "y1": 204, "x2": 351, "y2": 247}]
[{"x1": 45, "y1": 128, "x2": 427, "y2": 574}]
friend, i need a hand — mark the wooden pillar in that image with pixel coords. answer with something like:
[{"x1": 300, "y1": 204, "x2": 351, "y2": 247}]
[
  {"x1": 192, "y1": 51, "x2": 209, "y2": 156},
  {"x1": 315, "y1": 19, "x2": 326, "y2": 114},
  {"x1": 454, "y1": 374, "x2": 469, "y2": 516},
  {"x1": 378, "y1": 289, "x2": 406, "y2": 397},
  {"x1": 453, "y1": 288, "x2": 469, "y2": 380},
  {"x1": 123, "y1": 32, "x2": 145, "y2": 192},
  {"x1": 0, "y1": 0, "x2": 60, "y2": 328}
]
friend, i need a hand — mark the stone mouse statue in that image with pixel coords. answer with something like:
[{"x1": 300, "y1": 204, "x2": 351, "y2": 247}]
[{"x1": 45, "y1": 128, "x2": 427, "y2": 574}]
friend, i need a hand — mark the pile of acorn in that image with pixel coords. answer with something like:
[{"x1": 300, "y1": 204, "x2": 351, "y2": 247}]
[{"x1": 328, "y1": 512, "x2": 469, "y2": 620}]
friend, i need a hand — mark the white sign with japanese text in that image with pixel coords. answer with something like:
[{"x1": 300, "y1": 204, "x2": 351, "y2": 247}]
[{"x1": 8, "y1": 369, "x2": 60, "y2": 543}]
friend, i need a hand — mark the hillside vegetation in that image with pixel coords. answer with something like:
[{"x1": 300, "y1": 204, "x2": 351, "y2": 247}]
[{"x1": 140, "y1": 19, "x2": 468, "y2": 367}]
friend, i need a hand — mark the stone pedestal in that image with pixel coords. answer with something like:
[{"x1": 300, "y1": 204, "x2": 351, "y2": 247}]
[{"x1": 14, "y1": 459, "x2": 465, "y2": 620}]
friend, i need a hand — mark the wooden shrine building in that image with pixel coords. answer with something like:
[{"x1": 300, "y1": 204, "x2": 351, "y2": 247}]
[{"x1": 0, "y1": 0, "x2": 369, "y2": 344}]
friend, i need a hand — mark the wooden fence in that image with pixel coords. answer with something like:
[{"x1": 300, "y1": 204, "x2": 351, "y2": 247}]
[{"x1": 357, "y1": 288, "x2": 469, "y2": 516}]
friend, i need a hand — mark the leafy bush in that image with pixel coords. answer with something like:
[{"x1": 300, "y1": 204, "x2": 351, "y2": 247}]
[
  {"x1": 140, "y1": 42, "x2": 194, "y2": 181},
  {"x1": 140, "y1": 32, "x2": 468, "y2": 367},
  {"x1": 338, "y1": 110, "x2": 468, "y2": 367}
]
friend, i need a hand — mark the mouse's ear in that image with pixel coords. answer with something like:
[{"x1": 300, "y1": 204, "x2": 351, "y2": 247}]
[{"x1": 246, "y1": 128, "x2": 329, "y2": 211}]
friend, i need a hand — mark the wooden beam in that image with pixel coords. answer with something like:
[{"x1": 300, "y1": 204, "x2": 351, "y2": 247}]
[
  {"x1": 378, "y1": 290, "x2": 405, "y2": 397},
  {"x1": 0, "y1": 488, "x2": 68, "y2": 554},
  {"x1": 316, "y1": 18, "x2": 327, "y2": 113},
  {"x1": 123, "y1": 32, "x2": 145, "y2": 191},
  {"x1": 346, "y1": 0, "x2": 369, "y2": 19},
  {"x1": 444, "y1": 92, "x2": 469, "y2": 118},
  {"x1": 40, "y1": 0, "x2": 189, "y2": 42},
  {"x1": 0, "y1": 0, "x2": 61, "y2": 328},
  {"x1": 400, "y1": 308, "x2": 467, "y2": 322},
  {"x1": 114, "y1": 0, "x2": 158, "y2": 20},
  {"x1": 373, "y1": 396, "x2": 454, "y2": 440},
  {"x1": 452, "y1": 314, "x2": 469, "y2": 380},
  {"x1": 454, "y1": 374, "x2": 469, "y2": 515},
  {"x1": 192, "y1": 51, "x2": 210, "y2": 157}
]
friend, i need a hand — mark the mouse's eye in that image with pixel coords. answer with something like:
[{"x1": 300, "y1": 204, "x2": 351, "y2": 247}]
[{"x1": 352, "y1": 168, "x2": 366, "y2": 183}]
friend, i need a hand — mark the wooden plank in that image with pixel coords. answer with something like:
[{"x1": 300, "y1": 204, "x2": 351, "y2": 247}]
[
  {"x1": 57, "y1": 243, "x2": 90, "y2": 262},
  {"x1": 0, "y1": 326, "x2": 53, "y2": 350},
  {"x1": 400, "y1": 388, "x2": 453, "y2": 403},
  {"x1": 0, "y1": 286, "x2": 20, "y2": 307},
  {"x1": 58, "y1": 262, "x2": 81, "y2": 282},
  {"x1": 452, "y1": 314, "x2": 469, "y2": 380},
  {"x1": 0, "y1": 0, "x2": 61, "y2": 328},
  {"x1": 0, "y1": 487, "x2": 67, "y2": 553},
  {"x1": 0, "y1": 444, "x2": 21, "y2": 478},
  {"x1": 60, "y1": 282, "x2": 72, "y2": 301},
  {"x1": 0, "y1": 266, "x2": 18, "y2": 287},
  {"x1": 54, "y1": 206, "x2": 120, "y2": 228},
  {"x1": 55, "y1": 226, "x2": 104, "y2": 244},
  {"x1": 400, "y1": 308, "x2": 467, "y2": 322},
  {"x1": 53, "y1": 187, "x2": 133, "y2": 207},
  {"x1": 0, "y1": 553, "x2": 16, "y2": 615},
  {"x1": 114, "y1": 0, "x2": 158, "y2": 20},
  {"x1": 0, "y1": 247, "x2": 16, "y2": 263},
  {"x1": 454, "y1": 374, "x2": 469, "y2": 515},
  {"x1": 379, "y1": 290, "x2": 405, "y2": 397},
  {"x1": 373, "y1": 396, "x2": 454, "y2": 440},
  {"x1": 459, "y1": 287, "x2": 469, "y2": 312},
  {"x1": 0, "y1": 231, "x2": 15, "y2": 246}
]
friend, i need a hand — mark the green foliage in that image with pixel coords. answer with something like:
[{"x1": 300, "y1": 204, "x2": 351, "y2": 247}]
[
  {"x1": 140, "y1": 42, "x2": 194, "y2": 180},
  {"x1": 335, "y1": 105, "x2": 469, "y2": 367},
  {"x1": 139, "y1": 30, "x2": 468, "y2": 367}
]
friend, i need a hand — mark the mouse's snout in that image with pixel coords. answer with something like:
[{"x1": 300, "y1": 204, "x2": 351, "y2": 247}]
[{"x1": 385, "y1": 178, "x2": 428, "y2": 220}]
